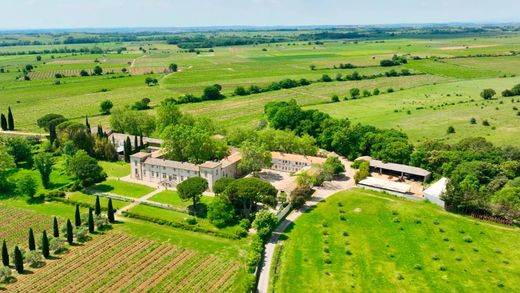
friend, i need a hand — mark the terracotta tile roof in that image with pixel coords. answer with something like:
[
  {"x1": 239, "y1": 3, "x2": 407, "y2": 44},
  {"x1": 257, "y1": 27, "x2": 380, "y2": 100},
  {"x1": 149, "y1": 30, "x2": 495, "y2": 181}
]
[{"x1": 270, "y1": 152, "x2": 326, "y2": 165}]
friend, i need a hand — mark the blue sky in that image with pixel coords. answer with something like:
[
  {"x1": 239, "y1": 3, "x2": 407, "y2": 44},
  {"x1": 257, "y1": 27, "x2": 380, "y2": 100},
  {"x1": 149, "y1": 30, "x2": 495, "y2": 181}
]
[{"x1": 1, "y1": 0, "x2": 519, "y2": 29}]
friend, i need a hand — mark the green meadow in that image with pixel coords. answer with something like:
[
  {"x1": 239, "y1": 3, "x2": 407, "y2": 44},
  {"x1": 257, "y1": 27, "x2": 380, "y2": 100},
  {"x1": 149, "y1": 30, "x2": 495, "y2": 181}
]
[
  {"x1": 271, "y1": 189, "x2": 520, "y2": 292},
  {"x1": 1, "y1": 34, "x2": 520, "y2": 147}
]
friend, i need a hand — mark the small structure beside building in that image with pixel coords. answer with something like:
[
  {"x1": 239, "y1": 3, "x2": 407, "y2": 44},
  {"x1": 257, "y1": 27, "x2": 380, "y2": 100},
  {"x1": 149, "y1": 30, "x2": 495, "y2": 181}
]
[
  {"x1": 423, "y1": 177, "x2": 448, "y2": 208},
  {"x1": 271, "y1": 152, "x2": 326, "y2": 173},
  {"x1": 370, "y1": 159, "x2": 431, "y2": 182}
]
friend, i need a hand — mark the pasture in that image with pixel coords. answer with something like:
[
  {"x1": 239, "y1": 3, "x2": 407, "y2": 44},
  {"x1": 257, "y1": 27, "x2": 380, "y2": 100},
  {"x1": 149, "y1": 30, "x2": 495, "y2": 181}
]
[{"x1": 270, "y1": 189, "x2": 520, "y2": 292}]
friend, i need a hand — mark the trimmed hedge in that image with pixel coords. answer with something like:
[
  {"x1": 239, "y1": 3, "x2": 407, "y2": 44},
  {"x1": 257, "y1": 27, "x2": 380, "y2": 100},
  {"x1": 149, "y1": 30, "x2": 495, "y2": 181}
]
[{"x1": 121, "y1": 211, "x2": 242, "y2": 240}]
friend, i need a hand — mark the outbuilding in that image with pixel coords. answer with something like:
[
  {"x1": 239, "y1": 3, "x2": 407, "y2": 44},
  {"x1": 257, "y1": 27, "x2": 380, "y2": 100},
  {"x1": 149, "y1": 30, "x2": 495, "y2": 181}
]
[{"x1": 370, "y1": 159, "x2": 432, "y2": 182}]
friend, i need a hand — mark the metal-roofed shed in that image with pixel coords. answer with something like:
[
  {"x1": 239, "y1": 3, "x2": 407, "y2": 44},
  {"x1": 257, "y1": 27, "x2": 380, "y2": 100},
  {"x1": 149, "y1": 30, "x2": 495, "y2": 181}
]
[{"x1": 370, "y1": 159, "x2": 431, "y2": 182}]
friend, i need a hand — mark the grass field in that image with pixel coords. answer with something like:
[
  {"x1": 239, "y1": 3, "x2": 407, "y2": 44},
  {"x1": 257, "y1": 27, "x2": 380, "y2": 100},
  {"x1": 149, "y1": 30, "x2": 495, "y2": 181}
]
[
  {"x1": 89, "y1": 179, "x2": 154, "y2": 198},
  {"x1": 67, "y1": 192, "x2": 130, "y2": 210},
  {"x1": 98, "y1": 161, "x2": 130, "y2": 178},
  {"x1": 308, "y1": 76, "x2": 520, "y2": 145},
  {"x1": 2, "y1": 34, "x2": 520, "y2": 147},
  {"x1": 271, "y1": 189, "x2": 520, "y2": 292}
]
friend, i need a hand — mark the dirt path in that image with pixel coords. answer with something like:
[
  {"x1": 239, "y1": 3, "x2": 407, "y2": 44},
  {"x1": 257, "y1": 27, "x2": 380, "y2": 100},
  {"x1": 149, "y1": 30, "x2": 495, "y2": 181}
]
[{"x1": 116, "y1": 187, "x2": 164, "y2": 215}]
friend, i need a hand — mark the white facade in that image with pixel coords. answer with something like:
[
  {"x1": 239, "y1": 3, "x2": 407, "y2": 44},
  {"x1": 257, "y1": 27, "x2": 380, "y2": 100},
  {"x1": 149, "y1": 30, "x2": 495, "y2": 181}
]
[
  {"x1": 270, "y1": 152, "x2": 326, "y2": 173},
  {"x1": 130, "y1": 151, "x2": 240, "y2": 191}
]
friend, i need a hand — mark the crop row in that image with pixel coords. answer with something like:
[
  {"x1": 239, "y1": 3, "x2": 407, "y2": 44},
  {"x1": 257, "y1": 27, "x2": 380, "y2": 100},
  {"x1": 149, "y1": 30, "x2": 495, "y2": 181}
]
[
  {"x1": 0, "y1": 205, "x2": 52, "y2": 247},
  {"x1": 8, "y1": 233, "x2": 133, "y2": 291},
  {"x1": 7, "y1": 231, "x2": 241, "y2": 292}
]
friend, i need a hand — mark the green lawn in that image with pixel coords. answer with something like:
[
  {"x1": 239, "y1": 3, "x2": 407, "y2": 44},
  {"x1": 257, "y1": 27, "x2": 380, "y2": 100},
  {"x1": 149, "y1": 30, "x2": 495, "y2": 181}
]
[
  {"x1": 67, "y1": 192, "x2": 130, "y2": 210},
  {"x1": 127, "y1": 204, "x2": 240, "y2": 238},
  {"x1": 90, "y1": 179, "x2": 154, "y2": 198},
  {"x1": 148, "y1": 190, "x2": 213, "y2": 208},
  {"x1": 98, "y1": 161, "x2": 130, "y2": 178},
  {"x1": 271, "y1": 189, "x2": 520, "y2": 292}
]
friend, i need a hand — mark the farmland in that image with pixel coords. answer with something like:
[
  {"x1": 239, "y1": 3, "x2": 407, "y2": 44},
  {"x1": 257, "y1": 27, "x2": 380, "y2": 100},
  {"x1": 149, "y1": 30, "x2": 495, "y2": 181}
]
[
  {"x1": 0, "y1": 31, "x2": 520, "y2": 146},
  {"x1": 5, "y1": 232, "x2": 242, "y2": 292},
  {"x1": 270, "y1": 189, "x2": 520, "y2": 292},
  {"x1": 0, "y1": 205, "x2": 53, "y2": 247}
]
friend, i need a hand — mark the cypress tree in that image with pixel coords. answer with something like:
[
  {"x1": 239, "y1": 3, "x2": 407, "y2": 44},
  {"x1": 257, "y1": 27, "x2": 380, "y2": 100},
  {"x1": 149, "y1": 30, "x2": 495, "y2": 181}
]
[
  {"x1": 28, "y1": 228, "x2": 36, "y2": 251},
  {"x1": 134, "y1": 135, "x2": 138, "y2": 152},
  {"x1": 14, "y1": 246, "x2": 23, "y2": 274},
  {"x1": 7, "y1": 106, "x2": 14, "y2": 130},
  {"x1": 88, "y1": 208, "x2": 95, "y2": 233},
  {"x1": 53, "y1": 217, "x2": 59, "y2": 238},
  {"x1": 124, "y1": 137, "x2": 131, "y2": 162},
  {"x1": 66, "y1": 219, "x2": 73, "y2": 245},
  {"x1": 97, "y1": 125, "x2": 103, "y2": 138},
  {"x1": 75, "y1": 205, "x2": 81, "y2": 227},
  {"x1": 49, "y1": 123, "x2": 57, "y2": 146},
  {"x1": 95, "y1": 195, "x2": 101, "y2": 216},
  {"x1": 0, "y1": 113, "x2": 6, "y2": 130},
  {"x1": 85, "y1": 116, "x2": 91, "y2": 134},
  {"x1": 107, "y1": 199, "x2": 115, "y2": 223},
  {"x1": 1, "y1": 240, "x2": 8, "y2": 267},
  {"x1": 41, "y1": 230, "x2": 50, "y2": 259}
]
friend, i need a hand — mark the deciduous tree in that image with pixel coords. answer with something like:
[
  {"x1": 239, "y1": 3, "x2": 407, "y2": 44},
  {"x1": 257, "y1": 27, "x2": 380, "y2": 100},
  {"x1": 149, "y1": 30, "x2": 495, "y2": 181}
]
[{"x1": 34, "y1": 152, "x2": 53, "y2": 188}]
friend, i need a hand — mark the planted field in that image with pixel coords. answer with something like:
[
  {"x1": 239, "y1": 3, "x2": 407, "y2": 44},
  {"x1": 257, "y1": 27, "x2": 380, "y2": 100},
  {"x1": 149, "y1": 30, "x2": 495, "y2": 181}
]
[
  {"x1": 6, "y1": 232, "x2": 243, "y2": 292},
  {"x1": 271, "y1": 189, "x2": 520, "y2": 292},
  {"x1": 0, "y1": 204, "x2": 53, "y2": 247}
]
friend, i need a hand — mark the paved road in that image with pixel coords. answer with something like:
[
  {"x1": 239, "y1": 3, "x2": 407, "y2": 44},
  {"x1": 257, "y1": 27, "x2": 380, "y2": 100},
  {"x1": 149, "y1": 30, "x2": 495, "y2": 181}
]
[{"x1": 257, "y1": 157, "x2": 356, "y2": 293}]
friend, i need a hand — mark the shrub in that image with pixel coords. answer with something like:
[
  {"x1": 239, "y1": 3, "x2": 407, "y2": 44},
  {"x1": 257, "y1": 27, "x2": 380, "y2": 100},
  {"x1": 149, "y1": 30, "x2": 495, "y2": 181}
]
[
  {"x1": 463, "y1": 236, "x2": 473, "y2": 243},
  {"x1": 432, "y1": 254, "x2": 440, "y2": 261},
  {"x1": 414, "y1": 217, "x2": 422, "y2": 224},
  {"x1": 439, "y1": 227, "x2": 445, "y2": 233},
  {"x1": 25, "y1": 251, "x2": 45, "y2": 268},
  {"x1": 391, "y1": 210, "x2": 399, "y2": 215},
  {"x1": 494, "y1": 248, "x2": 502, "y2": 254},
  {"x1": 443, "y1": 237, "x2": 449, "y2": 242},
  {"x1": 473, "y1": 247, "x2": 479, "y2": 252},
  {"x1": 75, "y1": 226, "x2": 89, "y2": 242},
  {"x1": 340, "y1": 215, "x2": 346, "y2": 221},
  {"x1": 322, "y1": 230, "x2": 329, "y2": 236},
  {"x1": 439, "y1": 265, "x2": 447, "y2": 271},
  {"x1": 343, "y1": 231, "x2": 349, "y2": 237},
  {"x1": 455, "y1": 256, "x2": 462, "y2": 261},
  {"x1": 322, "y1": 222, "x2": 328, "y2": 227},
  {"x1": 346, "y1": 250, "x2": 353, "y2": 256},
  {"x1": 502, "y1": 259, "x2": 510, "y2": 264},
  {"x1": 497, "y1": 281, "x2": 505, "y2": 288},
  {"x1": 393, "y1": 217, "x2": 400, "y2": 223},
  {"x1": 414, "y1": 264, "x2": 422, "y2": 270},
  {"x1": 396, "y1": 272, "x2": 404, "y2": 280},
  {"x1": 49, "y1": 238, "x2": 66, "y2": 254},
  {"x1": 0, "y1": 265, "x2": 14, "y2": 284},
  {"x1": 482, "y1": 119, "x2": 490, "y2": 126},
  {"x1": 323, "y1": 247, "x2": 330, "y2": 253},
  {"x1": 324, "y1": 258, "x2": 332, "y2": 264},
  {"x1": 470, "y1": 117, "x2": 477, "y2": 124},
  {"x1": 185, "y1": 217, "x2": 197, "y2": 225},
  {"x1": 433, "y1": 219, "x2": 439, "y2": 225}
]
